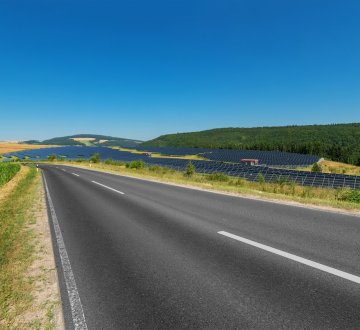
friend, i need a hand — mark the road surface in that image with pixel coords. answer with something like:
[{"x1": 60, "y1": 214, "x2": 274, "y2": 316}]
[{"x1": 40, "y1": 164, "x2": 360, "y2": 329}]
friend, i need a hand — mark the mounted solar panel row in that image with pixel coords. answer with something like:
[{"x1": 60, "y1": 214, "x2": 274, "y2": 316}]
[
  {"x1": 201, "y1": 149, "x2": 320, "y2": 167},
  {"x1": 132, "y1": 146, "x2": 320, "y2": 167},
  {"x1": 3, "y1": 146, "x2": 358, "y2": 190},
  {"x1": 130, "y1": 146, "x2": 210, "y2": 156}
]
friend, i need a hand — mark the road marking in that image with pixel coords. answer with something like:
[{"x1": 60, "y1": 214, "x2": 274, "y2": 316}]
[
  {"x1": 43, "y1": 174, "x2": 88, "y2": 330},
  {"x1": 91, "y1": 180, "x2": 125, "y2": 195},
  {"x1": 218, "y1": 231, "x2": 360, "y2": 285},
  {"x1": 72, "y1": 173, "x2": 80, "y2": 177},
  {"x1": 62, "y1": 169, "x2": 66, "y2": 172}
]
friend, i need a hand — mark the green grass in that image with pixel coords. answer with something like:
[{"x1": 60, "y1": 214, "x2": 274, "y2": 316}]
[
  {"x1": 0, "y1": 163, "x2": 20, "y2": 186},
  {"x1": 0, "y1": 167, "x2": 38, "y2": 328}
]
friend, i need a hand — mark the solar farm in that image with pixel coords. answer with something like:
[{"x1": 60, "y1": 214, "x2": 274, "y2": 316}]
[
  {"x1": 2, "y1": 146, "x2": 359, "y2": 190},
  {"x1": 133, "y1": 146, "x2": 320, "y2": 167}
]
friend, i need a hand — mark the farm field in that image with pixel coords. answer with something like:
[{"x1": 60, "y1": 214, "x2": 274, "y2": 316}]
[{"x1": 0, "y1": 142, "x2": 54, "y2": 154}]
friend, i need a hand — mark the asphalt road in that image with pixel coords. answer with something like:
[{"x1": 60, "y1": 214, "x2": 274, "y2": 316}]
[{"x1": 40, "y1": 164, "x2": 360, "y2": 329}]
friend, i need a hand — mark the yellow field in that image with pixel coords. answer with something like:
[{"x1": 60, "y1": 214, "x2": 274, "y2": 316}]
[
  {"x1": 0, "y1": 143, "x2": 52, "y2": 155},
  {"x1": 70, "y1": 137, "x2": 96, "y2": 141},
  {"x1": 298, "y1": 160, "x2": 360, "y2": 176},
  {"x1": 320, "y1": 160, "x2": 360, "y2": 176}
]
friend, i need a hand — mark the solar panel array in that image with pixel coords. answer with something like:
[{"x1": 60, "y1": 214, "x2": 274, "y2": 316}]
[
  {"x1": 133, "y1": 146, "x2": 320, "y2": 167},
  {"x1": 201, "y1": 149, "x2": 320, "y2": 167},
  {"x1": 132, "y1": 146, "x2": 209, "y2": 156},
  {"x1": 2, "y1": 146, "x2": 359, "y2": 190}
]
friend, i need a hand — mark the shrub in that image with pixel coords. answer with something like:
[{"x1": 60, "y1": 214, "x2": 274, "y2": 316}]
[
  {"x1": 105, "y1": 158, "x2": 113, "y2": 165},
  {"x1": 337, "y1": 189, "x2": 360, "y2": 203},
  {"x1": 149, "y1": 165, "x2": 162, "y2": 172},
  {"x1": 47, "y1": 154, "x2": 56, "y2": 161},
  {"x1": 311, "y1": 162, "x2": 322, "y2": 173},
  {"x1": 185, "y1": 161, "x2": 195, "y2": 177},
  {"x1": 206, "y1": 173, "x2": 229, "y2": 182},
  {"x1": 126, "y1": 160, "x2": 145, "y2": 169},
  {"x1": 256, "y1": 173, "x2": 265, "y2": 183},
  {"x1": 90, "y1": 153, "x2": 100, "y2": 163}
]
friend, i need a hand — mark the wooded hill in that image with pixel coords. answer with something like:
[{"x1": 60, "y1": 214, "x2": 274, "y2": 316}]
[
  {"x1": 23, "y1": 134, "x2": 142, "y2": 148},
  {"x1": 142, "y1": 123, "x2": 360, "y2": 165}
]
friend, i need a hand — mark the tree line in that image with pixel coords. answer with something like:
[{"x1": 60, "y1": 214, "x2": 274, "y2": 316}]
[{"x1": 142, "y1": 123, "x2": 360, "y2": 165}]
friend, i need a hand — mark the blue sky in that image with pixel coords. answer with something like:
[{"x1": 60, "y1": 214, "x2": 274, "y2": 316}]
[{"x1": 0, "y1": 0, "x2": 359, "y2": 141}]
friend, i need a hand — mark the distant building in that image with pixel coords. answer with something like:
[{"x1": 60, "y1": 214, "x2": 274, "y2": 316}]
[
  {"x1": 142, "y1": 152, "x2": 152, "y2": 157},
  {"x1": 240, "y1": 159, "x2": 259, "y2": 165}
]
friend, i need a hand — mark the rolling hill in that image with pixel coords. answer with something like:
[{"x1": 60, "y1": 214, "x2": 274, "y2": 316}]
[
  {"x1": 23, "y1": 134, "x2": 142, "y2": 148},
  {"x1": 142, "y1": 123, "x2": 360, "y2": 165}
]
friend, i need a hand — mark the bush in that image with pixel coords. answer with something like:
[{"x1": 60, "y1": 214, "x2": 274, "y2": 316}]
[
  {"x1": 149, "y1": 165, "x2": 162, "y2": 172},
  {"x1": 105, "y1": 158, "x2": 113, "y2": 165},
  {"x1": 256, "y1": 173, "x2": 265, "y2": 183},
  {"x1": 206, "y1": 173, "x2": 229, "y2": 182},
  {"x1": 311, "y1": 162, "x2": 322, "y2": 173},
  {"x1": 0, "y1": 163, "x2": 21, "y2": 186},
  {"x1": 47, "y1": 154, "x2": 56, "y2": 161},
  {"x1": 337, "y1": 189, "x2": 360, "y2": 203},
  {"x1": 185, "y1": 161, "x2": 195, "y2": 177},
  {"x1": 126, "y1": 160, "x2": 145, "y2": 169},
  {"x1": 90, "y1": 153, "x2": 100, "y2": 163}
]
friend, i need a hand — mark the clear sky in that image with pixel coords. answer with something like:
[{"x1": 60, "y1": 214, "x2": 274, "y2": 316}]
[{"x1": 0, "y1": 0, "x2": 359, "y2": 141}]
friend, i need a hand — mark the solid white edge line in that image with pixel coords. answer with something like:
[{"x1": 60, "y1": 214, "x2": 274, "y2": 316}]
[
  {"x1": 218, "y1": 231, "x2": 360, "y2": 285},
  {"x1": 91, "y1": 180, "x2": 125, "y2": 195},
  {"x1": 42, "y1": 173, "x2": 88, "y2": 330},
  {"x1": 72, "y1": 173, "x2": 80, "y2": 177}
]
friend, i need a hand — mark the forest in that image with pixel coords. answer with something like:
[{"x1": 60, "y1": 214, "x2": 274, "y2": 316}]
[{"x1": 142, "y1": 123, "x2": 360, "y2": 165}]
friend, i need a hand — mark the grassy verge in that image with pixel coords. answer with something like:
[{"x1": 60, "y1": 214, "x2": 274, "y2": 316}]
[
  {"x1": 0, "y1": 163, "x2": 21, "y2": 186},
  {"x1": 49, "y1": 160, "x2": 360, "y2": 212},
  {"x1": 0, "y1": 167, "x2": 60, "y2": 329}
]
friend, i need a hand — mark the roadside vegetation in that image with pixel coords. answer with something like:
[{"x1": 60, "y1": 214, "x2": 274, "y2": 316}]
[
  {"x1": 0, "y1": 163, "x2": 20, "y2": 186},
  {"x1": 46, "y1": 159, "x2": 360, "y2": 211},
  {"x1": 0, "y1": 166, "x2": 59, "y2": 329}
]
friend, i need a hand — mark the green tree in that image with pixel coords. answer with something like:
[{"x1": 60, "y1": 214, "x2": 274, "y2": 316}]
[
  {"x1": 90, "y1": 153, "x2": 100, "y2": 163},
  {"x1": 47, "y1": 154, "x2": 56, "y2": 161},
  {"x1": 256, "y1": 173, "x2": 265, "y2": 183},
  {"x1": 311, "y1": 162, "x2": 322, "y2": 173},
  {"x1": 185, "y1": 161, "x2": 195, "y2": 177},
  {"x1": 126, "y1": 160, "x2": 145, "y2": 169}
]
